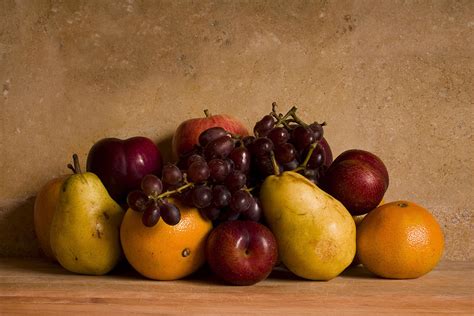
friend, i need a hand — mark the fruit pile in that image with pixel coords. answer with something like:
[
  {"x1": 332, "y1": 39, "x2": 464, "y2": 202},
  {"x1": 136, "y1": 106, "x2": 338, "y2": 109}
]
[{"x1": 34, "y1": 104, "x2": 445, "y2": 285}]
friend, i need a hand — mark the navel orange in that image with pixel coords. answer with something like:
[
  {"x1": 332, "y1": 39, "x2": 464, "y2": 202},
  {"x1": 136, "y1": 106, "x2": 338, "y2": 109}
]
[
  {"x1": 357, "y1": 200, "x2": 444, "y2": 279},
  {"x1": 120, "y1": 198, "x2": 212, "y2": 280}
]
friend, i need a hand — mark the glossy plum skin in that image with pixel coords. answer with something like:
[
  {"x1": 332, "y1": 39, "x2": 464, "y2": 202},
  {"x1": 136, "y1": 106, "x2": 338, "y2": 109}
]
[
  {"x1": 321, "y1": 149, "x2": 388, "y2": 216},
  {"x1": 86, "y1": 137, "x2": 163, "y2": 204},
  {"x1": 172, "y1": 113, "x2": 249, "y2": 159},
  {"x1": 205, "y1": 220, "x2": 278, "y2": 286}
]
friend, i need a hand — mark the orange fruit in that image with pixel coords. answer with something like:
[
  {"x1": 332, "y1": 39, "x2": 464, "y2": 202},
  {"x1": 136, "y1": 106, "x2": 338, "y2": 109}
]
[
  {"x1": 357, "y1": 200, "x2": 444, "y2": 279},
  {"x1": 34, "y1": 176, "x2": 67, "y2": 260},
  {"x1": 120, "y1": 198, "x2": 212, "y2": 280}
]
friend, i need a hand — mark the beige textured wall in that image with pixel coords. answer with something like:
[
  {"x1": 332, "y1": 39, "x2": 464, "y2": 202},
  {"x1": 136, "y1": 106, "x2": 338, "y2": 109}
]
[{"x1": 0, "y1": 1, "x2": 472, "y2": 260}]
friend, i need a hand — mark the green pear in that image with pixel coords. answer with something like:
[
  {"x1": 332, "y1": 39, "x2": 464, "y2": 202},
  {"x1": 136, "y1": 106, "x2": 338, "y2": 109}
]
[
  {"x1": 260, "y1": 171, "x2": 355, "y2": 280},
  {"x1": 50, "y1": 154, "x2": 124, "y2": 275}
]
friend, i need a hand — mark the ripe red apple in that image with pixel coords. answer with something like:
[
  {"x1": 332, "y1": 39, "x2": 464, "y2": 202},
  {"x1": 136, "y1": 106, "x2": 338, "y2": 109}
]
[
  {"x1": 86, "y1": 137, "x2": 163, "y2": 204},
  {"x1": 205, "y1": 220, "x2": 278, "y2": 286},
  {"x1": 172, "y1": 110, "x2": 249, "y2": 158},
  {"x1": 321, "y1": 149, "x2": 389, "y2": 216}
]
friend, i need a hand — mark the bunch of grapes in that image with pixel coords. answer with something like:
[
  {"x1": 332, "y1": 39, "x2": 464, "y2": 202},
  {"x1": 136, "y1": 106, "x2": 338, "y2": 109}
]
[
  {"x1": 247, "y1": 103, "x2": 328, "y2": 185},
  {"x1": 127, "y1": 103, "x2": 327, "y2": 228},
  {"x1": 127, "y1": 127, "x2": 262, "y2": 227}
]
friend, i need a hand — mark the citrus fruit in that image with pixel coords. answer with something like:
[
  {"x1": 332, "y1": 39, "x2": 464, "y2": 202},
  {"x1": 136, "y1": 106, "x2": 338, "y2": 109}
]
[
  {"x1": 357, "y1": 200, "x2": 444, "y2": 279},
  {"x1": 120, "y1": 198, "x2": 212, "y2": 280}
]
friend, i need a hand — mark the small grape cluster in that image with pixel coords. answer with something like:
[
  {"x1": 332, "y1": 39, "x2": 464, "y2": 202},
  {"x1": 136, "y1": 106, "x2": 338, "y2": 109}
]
[
  {"x1": 246, "y1": 103, "x2": 328, "y2": 185},
  {"x1": 127, "y1": 127, "x2": 262, "y2": 227}
]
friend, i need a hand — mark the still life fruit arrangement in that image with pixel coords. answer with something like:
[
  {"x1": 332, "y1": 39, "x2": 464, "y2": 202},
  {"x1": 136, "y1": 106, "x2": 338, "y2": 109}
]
[{"x1": 34, "y1": 103, "x2": 445, "y2": 285}]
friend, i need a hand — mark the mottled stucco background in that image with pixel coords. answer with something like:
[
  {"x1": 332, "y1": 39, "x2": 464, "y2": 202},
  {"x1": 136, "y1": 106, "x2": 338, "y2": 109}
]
[{"x1": 0, "y1": 1, "x2": 472, "y2": 260}]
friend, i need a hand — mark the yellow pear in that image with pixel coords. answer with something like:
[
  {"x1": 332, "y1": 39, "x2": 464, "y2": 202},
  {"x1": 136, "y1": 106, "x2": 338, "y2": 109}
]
[
  {"x1": 50, "y1": 155, "x2": 124, "y2": 275},
  {"x1": 260, "y1": 171, "x2": 355, "y2": 280}
]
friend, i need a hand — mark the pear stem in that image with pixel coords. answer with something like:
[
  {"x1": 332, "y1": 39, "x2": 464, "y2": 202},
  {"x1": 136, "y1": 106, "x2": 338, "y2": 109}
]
[
  {"x1": 204, "y1": 109, "x2": 211, "y2": 117},
  {"x1": 67, "y1": 154, "x2": 82, "y2": 174},
  {"x1": 270, "y1": 151, "x2": 280, "y2": 176}
]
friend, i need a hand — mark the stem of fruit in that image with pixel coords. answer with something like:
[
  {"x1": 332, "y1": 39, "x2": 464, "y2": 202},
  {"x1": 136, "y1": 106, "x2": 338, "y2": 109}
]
[
  {"x1": 290, "y1": 110, "x2": 309, "y2": 128},
  {"x1": 154, "y1": 182, "x2": 194, "y2": 201},
  {"x1": 204, "y1": 109, "x2": 211, "y2": 117},
  {"x1": 269, "y1": 151, "x2": 280, "y2": 176},
  {"x1": 67, "y1": 154, "x2": 82, "y2": 174},
  {"x1": 294, "y1": 142, "x2": 317, "y2": 172}
]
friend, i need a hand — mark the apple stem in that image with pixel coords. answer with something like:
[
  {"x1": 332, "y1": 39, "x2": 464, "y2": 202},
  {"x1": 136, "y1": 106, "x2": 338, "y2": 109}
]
[
  {"x1": 269, "y1": 151, "x2": 280, "y2": 176},
  {"x1": 204, "y1": 109, "x2": 211, "y2": 117},
  {"x1": 67, "y1": 154, "x2": 82, "y2": 174},
  {"x1": 295, "y1": 142, "x2": 317, "y2": 172}
]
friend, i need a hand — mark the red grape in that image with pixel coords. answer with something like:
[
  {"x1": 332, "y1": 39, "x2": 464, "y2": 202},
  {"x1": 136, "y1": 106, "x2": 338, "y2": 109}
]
[
  {"x1": 229, "y1": 190, "x2": 251, "y2": 213},
  {"x1": 229, "y1": 147, "x2": 250, "y2": 174},
  {"x1": 241, "y1": 197, "x2": 262, "y2": 222},
  {"x1": 268, "y1": 127, "x2": 289, "y2": 145},
  {"x1": 208, "y1": 159, "x2": 230, "y2": 182},
  {"x1": 199, "y1": 127, "x2": 228, "y2": 147},
  {"x1": 251, "y1": 137, "x2": 274, "y2": 157},
  {"x1": 160, "y1": 202, "x2": 181, "y2": 225},
  {"x1": 187, "y1": 160, "x2": 210, "y2": 183},
  {"x1": 200, "y1": 206, "x2": 220, "y2": 221},
  {"x1": 204, "y1": 135, "x2": 235, "y2": 159},
  {"x1": 142, "y1": 202, "x2": 160, "y2": 227},
  {"x1": 191, "y1": 186, "x2": 213, "y2": 208},
  {"x1": 291, "y1": 126, "x2": 315, "y2": 151},
  {"x1": 212, "y1": 185, "x2": 231, "y2": 208},
  {"x1": 309, "y1": 122, "x2": 324, "y2": 141},
  {"x1": 127, "y1": 190, "x2": 149, "y2": 212},
  {"x1": 274, "y1": 143, "x2": 296, "y2": 164},
  {"x1": 161, "y1": 164, "x2": 183, "y2": 186},
  {"x1": 141, "y1": 174, "x2": 163, "y2": 196},
  {"x1": 254, "y1": 115, "x2": 275, "y2": 137},
  {"x1": 225, "y1": 170, "x2": 247, "y2": 192}
]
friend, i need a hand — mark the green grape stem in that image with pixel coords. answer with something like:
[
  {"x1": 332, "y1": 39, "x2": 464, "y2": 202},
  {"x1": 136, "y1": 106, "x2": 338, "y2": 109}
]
[
  {"x1": 294, "y1": 142, "x2": 318, "y2": 172},
  {"x1": 154, "y1": 182, "x2": 194, "y2": 201},
  {"x1": 270, "y1": 151, "x2": 280, "y2": 176}
]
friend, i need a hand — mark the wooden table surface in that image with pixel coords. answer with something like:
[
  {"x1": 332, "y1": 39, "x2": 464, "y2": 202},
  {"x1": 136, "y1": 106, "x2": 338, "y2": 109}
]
[{"x1": 0, "y1": 258, "x2": 472, "y2": 315}]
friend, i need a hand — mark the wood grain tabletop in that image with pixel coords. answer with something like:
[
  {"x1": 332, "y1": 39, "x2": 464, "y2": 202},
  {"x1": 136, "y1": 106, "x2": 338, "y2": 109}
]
[{"x1": 0, "y1": 258, "x2": 472, "y2": 315}]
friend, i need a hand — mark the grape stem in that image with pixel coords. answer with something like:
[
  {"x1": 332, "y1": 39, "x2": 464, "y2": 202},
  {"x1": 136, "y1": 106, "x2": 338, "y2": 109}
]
[
  {"x1": 67, "y1": 154, "x2": 82, "y2": 174},
  {"x1": 204, "y1": 109, "x2": 211, "y2": 117},
  {"x1": 294, "y1": 142, "x2": 317, "y2": 172},
  {"x1": 154, "y1": 182, "x2": 194, "y2": 201},
  {"x1": 269, "y1": 151, "x2": 280, "y2": 176}
]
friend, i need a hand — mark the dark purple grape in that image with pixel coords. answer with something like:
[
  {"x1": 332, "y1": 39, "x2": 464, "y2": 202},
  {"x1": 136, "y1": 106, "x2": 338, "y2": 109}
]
[
  {"x1": 187, "y1": 160, "x2": 210, "y2": 183},
  {"x1": 177, "y1": 188, "x2": 194, "y2": 206},
  {"x1": 302, "y1": 168, "x2": 319, "y2": 185},
  {"x1": 204, "y1": 135, "x2": 235, "y2": 159},
  {"x1": 225, "y1": 170, "x2": 247, "y2": 192},
  {"x1": 242, "y1": 136, "x2": 256, "y2": 147},
  {"x1": 309, "y1": 122, "x2": 324, "y2": 141},
  {"x1": 305, "y1": 143, "x2": 326, "y2": 169},
  {"x1": 254, "y1": 115, "x2": 275, "y2": 137},
  {"x1": 267, "y1": 127, "x2": 290, "y2": 145},
  {"x1": 229, "y1": 190, "x2": 252, "y2": 213},
  {"x1": 274, "y1": 143, "x2": 296, "y2": 164},
  {"x1": 199, "y1": 127, "x2": 228, "y2": 147},
  {"x1": 291, "y1": 126, "x2": 315, "y2": 151},
  {"x1": 212, "y1": 185, "x2": 231, "y2": 208},
  {"x1": 140, "y1": 174, "x2": 163, "y2": 196},
  {"x1": 251, "y1": 137, "x2": 274, "y2": 157},
  {"x1": 127, "y1": 190, "x2": 149, "y2": 212},
  {"x1": 223, "y1": 159, "x2": 234, "y2": 174},
  {"x1": 191, "y1": 186, "x2": 213, "y2": 208},
  {"x1": 200, "y1": 206, "x2": 220, "y2": 221},
  {"x1": 218, "y1": 206, "x2": 241, "y2": 222},
  {"x1": 255, "y1": 155, "x2": 281, "y2": 177},
  {"x1": 161, "y1": 164, "x2": 183, "y2": 186},
  {"x1": 229, "y1": 147, "x2": 250, "y2": 174},
  {"x1": 208, "y1": 159, "x2": 230, "y2": 182},
  {"x1": 283, "y1": 159, "x2": 299, "y2": 171},
  {"x1": 185, "y1": 154, "x2": 206, "y2": 169},
  {"x1": 160, "y1": 202, "x2": 181, "y2": 225},
  {"x1": 241, "y1": 197, "x2": 262, "y2": 222},
  {"x1": 142, "y1": 202, "x2": 160, "y2": 227}
]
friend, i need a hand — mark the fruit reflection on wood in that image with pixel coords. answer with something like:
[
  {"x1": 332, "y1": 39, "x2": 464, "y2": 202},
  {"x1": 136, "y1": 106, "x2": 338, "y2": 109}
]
[{"x1": 33, "y1": 104, "x2": 445, "y2": 284}]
